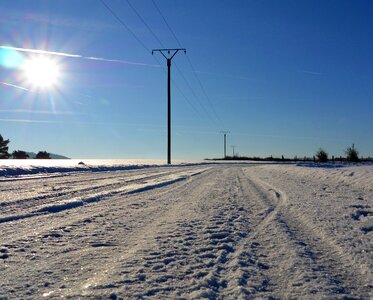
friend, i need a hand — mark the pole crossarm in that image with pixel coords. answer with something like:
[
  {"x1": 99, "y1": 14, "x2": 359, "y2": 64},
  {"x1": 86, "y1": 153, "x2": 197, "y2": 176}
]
[{"x1": 152, "y1": 48, "x2": 186, "y2": 60}]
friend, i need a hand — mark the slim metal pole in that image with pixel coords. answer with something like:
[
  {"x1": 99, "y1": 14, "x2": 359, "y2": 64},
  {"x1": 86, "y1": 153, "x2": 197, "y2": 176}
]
[
  {"x1": 220, "y1": 130, "x2": 229, "y2": 159},
  {"x1": 232, "y1": 145, "x2": 236, "y2": 157},
  {"x1": 167, "y1": 58, "x2": 171, "y2": 164},
  {"x1": 224, "y1": 134, "x2": 226, "y2": 158},
  {"x1": 152, "y1": 48, "x2": 186, "y2": 165}
]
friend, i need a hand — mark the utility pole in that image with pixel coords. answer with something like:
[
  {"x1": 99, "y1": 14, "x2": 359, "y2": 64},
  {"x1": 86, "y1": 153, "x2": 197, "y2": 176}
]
[
  {"x1": 220, "y1": 131, "x2": 229, "y2": 159},
  {"x1": 152, "y1": 48, "x2": 186, "y2": 164},
  {"x1": 231, "y1": 145, "x2": 237, "y2": 157}
]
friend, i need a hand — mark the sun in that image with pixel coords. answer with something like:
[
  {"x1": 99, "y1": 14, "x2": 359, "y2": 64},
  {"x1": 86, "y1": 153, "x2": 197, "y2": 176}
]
[{"x1": 22, "y1": 56, "x2": 60, "y2": 89}]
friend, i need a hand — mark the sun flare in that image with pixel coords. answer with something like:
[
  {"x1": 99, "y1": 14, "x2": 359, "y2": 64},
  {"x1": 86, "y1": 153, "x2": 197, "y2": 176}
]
[{"x1": 22, "y1": 56, "x2": 60, "y2": 89}]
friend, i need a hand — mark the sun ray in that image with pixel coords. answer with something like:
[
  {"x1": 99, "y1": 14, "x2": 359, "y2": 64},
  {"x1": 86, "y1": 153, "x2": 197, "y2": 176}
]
[{"x1": 48, "y1": 94, "x2": 57, "y2": 113}]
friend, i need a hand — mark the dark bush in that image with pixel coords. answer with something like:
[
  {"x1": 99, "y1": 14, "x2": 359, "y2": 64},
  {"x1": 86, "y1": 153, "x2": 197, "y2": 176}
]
[
  {"x1": 36, "y1": 151, "x2": 51, "y2": 159},
  {"x1": 12, "y1": 150, "x2": 29, "y2": 159},
  {"x1": 345, "y1": 145, "x2": 359, "y2": 162},
  {"x1": 316, "y1": 148, "x2": 328, "y2": 162}
]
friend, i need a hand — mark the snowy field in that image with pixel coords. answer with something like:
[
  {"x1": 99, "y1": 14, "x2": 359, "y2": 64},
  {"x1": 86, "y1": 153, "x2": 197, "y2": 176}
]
[{"x1": 0, "y1": 162, "x2": 372, "y2": 299}]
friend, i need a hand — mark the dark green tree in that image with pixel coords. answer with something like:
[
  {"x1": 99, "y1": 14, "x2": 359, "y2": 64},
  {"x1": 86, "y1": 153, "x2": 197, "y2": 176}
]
[
  {"x1": 35, "y1": 151, "x2": 51, "y2": 159},
  {"x1": 316, "y1": 148, "x2": 328, "y2": 162},
  {"x1": 12, "y1": 150, "x2": 29, "y2": 159},
  {"x1": 345, "y1": 144, "x2": 360, "y2": 162},
  {"x1": 0, "y1": 134, "x2": 10, "y2": 159}
]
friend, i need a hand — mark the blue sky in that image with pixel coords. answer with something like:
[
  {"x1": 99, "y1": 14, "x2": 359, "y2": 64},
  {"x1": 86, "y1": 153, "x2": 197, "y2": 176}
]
[{"x1": 0, "y1": 0, "x2": 372, "y2": 160}]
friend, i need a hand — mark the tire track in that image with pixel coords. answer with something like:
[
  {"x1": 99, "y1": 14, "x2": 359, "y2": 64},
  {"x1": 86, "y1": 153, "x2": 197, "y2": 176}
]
[
  {"x1": 240, "y1": 168, "x2": 372, "y2": 298},
  {"x1": 0, "y1": 167, "x2": 205, "y2": 217},
  {"x1": 63, "y1": 167, "x2": 227, "y2": 298},
  {"x1": 59, "y1": 167, "x2": 257, "y2": 299},
  {"x1": 1, "y1": 165, "x2": 370, "y2": 299},
  {"x1": 0, "y1": 167, "x2": 208, "y2": 246},
  {"x1": 0, "y1": 168, "x2": 216, "y2": 299},
  {"x1": 0, "y1": 168, "x2": 191, "y2": 211}
]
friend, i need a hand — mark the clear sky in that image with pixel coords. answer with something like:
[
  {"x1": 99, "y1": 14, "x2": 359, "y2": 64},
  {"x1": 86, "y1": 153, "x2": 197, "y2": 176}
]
[{"x1": 0, "y1": 0, "x2": 372, "y2": 160}]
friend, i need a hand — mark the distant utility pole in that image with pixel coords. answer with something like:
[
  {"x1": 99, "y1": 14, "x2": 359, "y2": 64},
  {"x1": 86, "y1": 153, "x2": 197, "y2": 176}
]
[
  {"x1": 231, "y1": 145, "x2": 237, "y2": 157},
  {"x1": 152, "y1": 48, "x2": 186, "y2": 164},
  {"x1": 220, "y1": 131, "x2": 229, "y2": 158}
]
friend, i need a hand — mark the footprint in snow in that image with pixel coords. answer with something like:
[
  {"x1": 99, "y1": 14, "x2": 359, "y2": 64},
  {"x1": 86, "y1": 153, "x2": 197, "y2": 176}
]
[
  {"x1": 360, "y1": 226, "x2": 373, "y2": 234},
  {"x1": 0, "y1": 248, "x2": 10, "y2": 259},
  {"x1": 351, "y1": 210, "x2": 373, "y2": 221}
]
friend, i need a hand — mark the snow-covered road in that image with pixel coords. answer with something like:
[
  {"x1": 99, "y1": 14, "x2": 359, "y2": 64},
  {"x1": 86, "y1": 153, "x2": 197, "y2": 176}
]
[{"x1": 0, "y1": 164, "x2": 372, "y2": 299}]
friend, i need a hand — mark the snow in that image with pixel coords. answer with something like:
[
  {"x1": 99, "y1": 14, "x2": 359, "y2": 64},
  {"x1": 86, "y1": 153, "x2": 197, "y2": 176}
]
[
  {"x1": 0, "y1": 159, "x2": 210, "y2": 177},
  {"x1": 0, "y1": 162, "x2": 372, "y2": 298}
]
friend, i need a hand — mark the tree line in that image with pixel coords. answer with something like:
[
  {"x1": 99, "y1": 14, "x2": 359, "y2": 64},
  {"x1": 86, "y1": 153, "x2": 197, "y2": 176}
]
[
  {"x1": 211, "y1": 144, "x2": 369, "y2": 163},
  {"x1": 0, "y1": 134, "x2": 51, "y2": 159},
  {"x1": 315, "y1": 144, "x2": 360, "y2": 163}
]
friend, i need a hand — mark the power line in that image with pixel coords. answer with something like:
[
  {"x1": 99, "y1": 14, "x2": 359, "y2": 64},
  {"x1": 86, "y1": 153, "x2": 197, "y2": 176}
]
[
  {"x1": 159, "y1": 58, "x2": 206, "y2": 118},
  {"x1": 100, "y1": 1, "x2": 195, "y2": 164},
  {"x1": 151, "y1": 0, "x2": 223, "y2": 126},
  {"x1": 173, "y1": 63, "x2": 218, "y2": 125},
  {"x1": 125, "y1": 0, "x2": 165, "y2": 48},
  {"x1": 101, "y1": 0, "x2": 221, "y2": 128},
  {"x1": 100, "y1": 0, "x2": 151, "y2": 53},
  {"x1": 152, "y1": 56, "x2": 200, "y2": 118},
  {"x1": 171, "y1": 77, "x2": 204, "y2": 118},
  {"x1": 124, "y1": 0, "x2": 212, "y2": 122},
  {"x1": 151, "y1": 0, "x2": 182, "y2": 47},
  {"x1": 185, "y1": 55, "x2": 222, "y2": 124}
]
